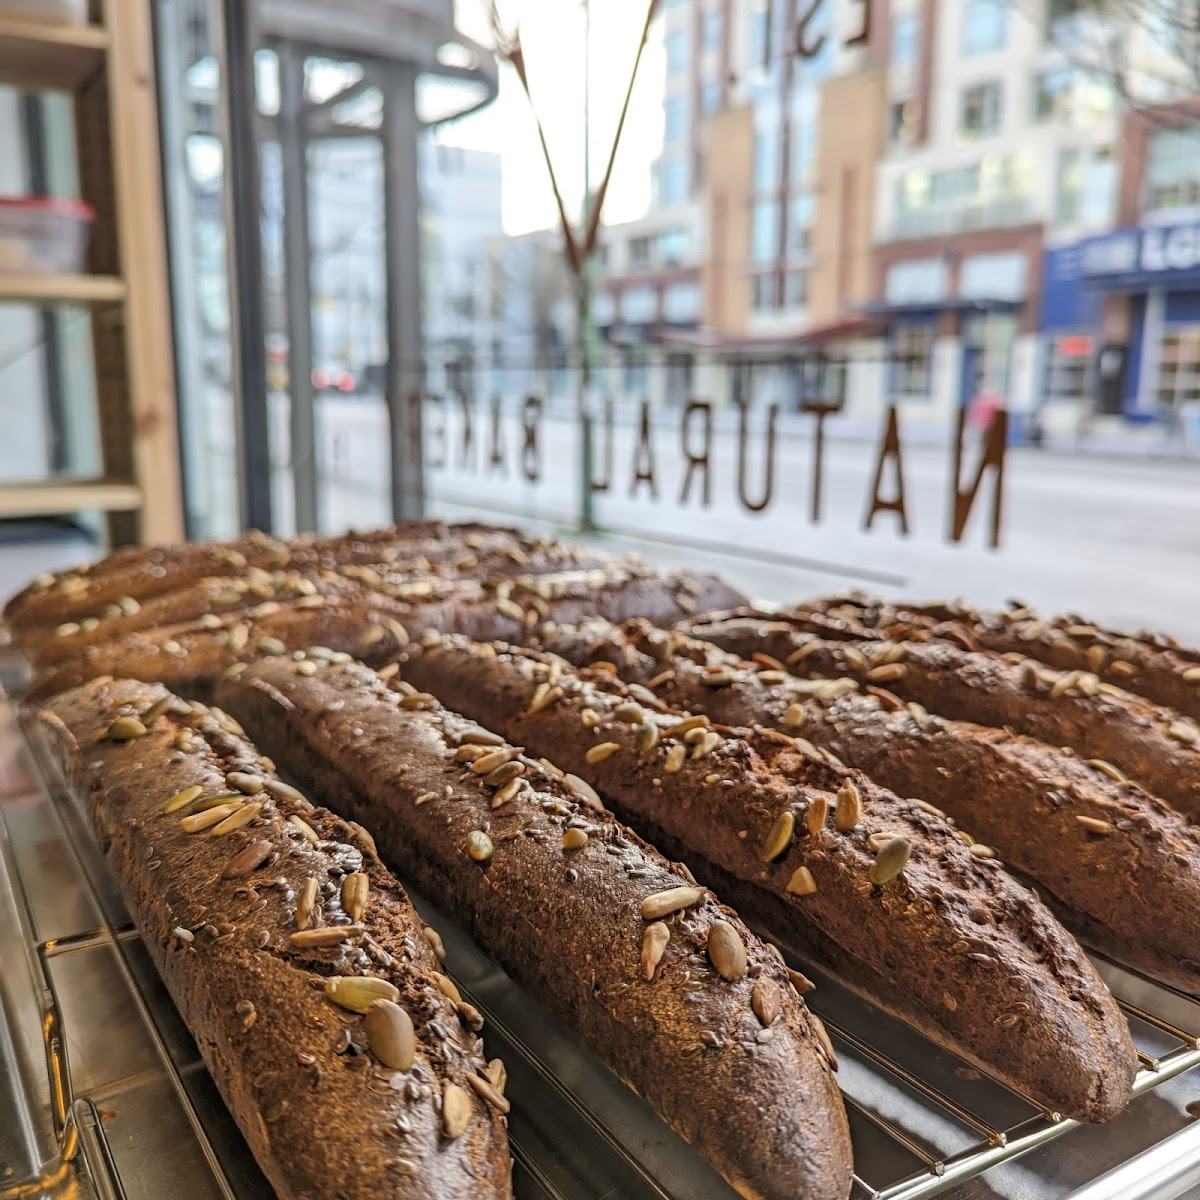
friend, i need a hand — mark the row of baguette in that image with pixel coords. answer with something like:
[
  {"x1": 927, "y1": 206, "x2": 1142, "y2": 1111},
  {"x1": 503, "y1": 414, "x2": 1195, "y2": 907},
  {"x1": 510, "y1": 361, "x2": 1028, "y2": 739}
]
[
  {"x1": 13, "y1": 523, "x2": 1200, "y2": 1200},
  {"x1": 17, "y1": 524, "x2": 851, "y2": 1200}
]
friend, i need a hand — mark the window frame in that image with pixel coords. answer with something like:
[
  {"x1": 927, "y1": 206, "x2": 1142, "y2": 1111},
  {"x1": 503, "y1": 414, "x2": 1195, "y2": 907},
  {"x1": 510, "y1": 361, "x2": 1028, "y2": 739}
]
[
  {"x1": 891, "y1": 13, "x2": 919, "y2": 67},
  {"x1": 959, "y1": 80, "x2": 1003, "y2": 138},
  {"x1": 890, "y1": 325, "x2": 935, "y2": 396},
  {"x1": 751, "y1": 198, "x2": 779, "y2": 263}
]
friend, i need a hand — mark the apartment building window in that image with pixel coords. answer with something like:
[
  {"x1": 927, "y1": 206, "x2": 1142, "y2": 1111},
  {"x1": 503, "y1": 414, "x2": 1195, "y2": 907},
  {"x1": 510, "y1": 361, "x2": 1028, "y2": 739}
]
[
  {"x1": 892, "y1": 13, "x2": 919, "y2": 66},
  {"x1": 659, "y1": 228, "x2": 688, "y2": 265},
  {"x1": 932, "y1": 163, "x2": 982, "y2": 205},
  {"x1": 592, "y1": 291, "x2": 616, "y2": 324},
  {"x1": 664, "y1": 96, "x2": 686, "y2": 143},
  {"x1": 961, "y1": 251, "x2": 1026, "y2": 300},
  {"x1": 789, "y1": 194, "x2": 815, "y2": 255},
  {"x1": 1081, "y1": 147, "x2": 1116, "y2": 227},
  {"x1": 891, "y1": 326, "x2": 934, "y2": 396},
  {"x1": 885, "y1": 259, "x2": 948, "y2": 304},
  {"x1": 655, "y1": 157, "x2": 688, "y2": 205},
  {"x1": 1034, "y1": 67, "x2": 1115, "y2": 125},
  {"x1": 700, "y1": 80, "x2": 721, "y2": 116},
  {"x1": 623, "y1": 346, "x2": 649, "y2": 395},
  {"x1": 960, "y1": 81, "x2": 1003, "y2": 137},
  {"x1": 889, "y1": 100, "x2": 919, "y2": 144},
  {"x1": 663, "y1": 282, "x2": 700, "y2": 322},
  {"x1": 1056, "y1": 148, "x2": 1081, "y2": 223},
  {"x1": 624, "y1": 287, "x2": 658, "y2": 323},
  {"x1": 751, "y1": 200, "x2": 779, "y2": 262},
  {"x1": 629, "y1": 236, "x2": 654, "y2": 269},
  {"x1": 1157, "y1": 330, "x2": 1200, "y2": 410},
  {"x1": 1033, "y1": 66, "x2": 1073, "y2": 120},
  {"x1": 1056, "y1": 147, "x2": 1115, "y2": 228},
  {"x1": 1045, "y1": 0, "x2": 1096, "y2": 42},
  {"x1": 748, "y1": 0, "x2": 773, "y2": 71},
  {"x1": 962, "y1": 0, "x2": 1008, "y2": 55},
  {"x1": 751, "y1": 272, "x2": 775, "y2": 310},
  {"x1": 754, "y1": 128, "x2": 780, "y2": 191},
  {"x1": 791, "y1": 120, "x2": 816, "y2": 184},
  {"x1": 666, "y1": 29, "x2": 688, "y2": 75},
  {"x1": 784, "y1": 269, "x2": 809, "y2": 308},
  {"x1": 1146, "y1": 124, "x2": 1200, "y2": 214},
  {"x1": 1045, "y1": 334, "x2": 1093, "y2": 402},
  {"x1": 703, "y1": 9, "x2": 722, "y2": 52}
]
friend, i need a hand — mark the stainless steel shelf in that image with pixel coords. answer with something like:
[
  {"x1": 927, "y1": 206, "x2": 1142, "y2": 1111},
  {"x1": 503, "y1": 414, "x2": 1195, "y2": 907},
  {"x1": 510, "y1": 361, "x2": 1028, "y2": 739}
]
[{"x1": 4, "y1": 654, "x2": 1200, "y2": 1200}]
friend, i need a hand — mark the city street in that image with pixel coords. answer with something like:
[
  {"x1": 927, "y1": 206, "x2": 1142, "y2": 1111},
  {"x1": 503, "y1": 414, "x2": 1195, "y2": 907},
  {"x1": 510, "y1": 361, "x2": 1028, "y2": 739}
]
[{"x1": 200, "y1": 391, "x2": 1200, "y2": 641}]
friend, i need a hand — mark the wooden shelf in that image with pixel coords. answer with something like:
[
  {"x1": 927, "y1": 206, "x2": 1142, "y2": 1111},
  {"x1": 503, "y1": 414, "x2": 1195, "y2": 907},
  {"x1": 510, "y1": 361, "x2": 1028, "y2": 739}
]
[
  {"x1": 0, "y1": 479, "x2": 142, "y2": 519},
  {"x1": 0, "y1": 15, "x2": 108, "y2": 91},
  {"x1": 0, "y1": 273, "x2": 126, "y2": 305}
]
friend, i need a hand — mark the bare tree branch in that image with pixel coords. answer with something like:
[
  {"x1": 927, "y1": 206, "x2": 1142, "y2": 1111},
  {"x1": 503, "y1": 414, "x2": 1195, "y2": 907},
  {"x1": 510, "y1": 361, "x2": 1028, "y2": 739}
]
[{"x1": 1014, "y1": 0, "x2": 1200, "y2": 121}]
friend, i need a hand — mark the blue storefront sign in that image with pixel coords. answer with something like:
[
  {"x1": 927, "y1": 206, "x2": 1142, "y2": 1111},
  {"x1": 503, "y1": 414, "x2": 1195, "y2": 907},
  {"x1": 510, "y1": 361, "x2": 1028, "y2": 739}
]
[
  {"x1": 1079, "y1": 223, "x2": 1200, "y2": 288},
  {"x1": 1042, "y1": 220, "x2": 1200, "y2": 415}
]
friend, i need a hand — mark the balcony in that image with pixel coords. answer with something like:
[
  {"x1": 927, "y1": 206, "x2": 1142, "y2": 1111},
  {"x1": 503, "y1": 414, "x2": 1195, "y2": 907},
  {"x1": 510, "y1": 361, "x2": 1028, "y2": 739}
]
[{"x1": 886, "y1": 197, "x2": 1035, "y2": 242}]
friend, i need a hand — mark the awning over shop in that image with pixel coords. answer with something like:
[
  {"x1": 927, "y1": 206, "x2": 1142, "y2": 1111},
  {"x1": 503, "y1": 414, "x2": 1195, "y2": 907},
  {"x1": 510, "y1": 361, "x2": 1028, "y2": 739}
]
[{"x1": 858, "y1": 297, "x2": 1024, "y2": 319}]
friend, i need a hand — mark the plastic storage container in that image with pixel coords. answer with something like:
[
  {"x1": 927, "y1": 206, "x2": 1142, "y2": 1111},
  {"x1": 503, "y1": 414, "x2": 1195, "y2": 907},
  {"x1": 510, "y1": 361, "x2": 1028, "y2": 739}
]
[{"x1": 0, "y1": 197, "x2": 94, "y2": 275}]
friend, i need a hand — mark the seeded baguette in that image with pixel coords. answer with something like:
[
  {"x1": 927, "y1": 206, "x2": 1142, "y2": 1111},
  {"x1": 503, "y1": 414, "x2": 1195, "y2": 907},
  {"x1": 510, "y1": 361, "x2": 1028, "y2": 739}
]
[
  {"x1": 28, "y1": 568, "x2": 748, "y2": 703},
  {"x1": 809, "y1": 594, "x2": 1200, "y2": 727},
  {"x1": 538, "y1": 618, "x2": 1200, "y2": 993},
  {"x1": 214, "y1": 657, "x2": 853, "y2": 1200},
  {"x1": 26, "y1": 676, "x2": 512, "y2": 1200},
  {"x1": 689, "y1": 613, "x2": 1200, "y2": 822},
  {"x1": 6, "y1": 521, "x2": 560, "y2": 641},
  {"x1": 393, "y1": 634, "x2": 1136, "y2": 1122},
  {"x1": 28, "y1": 541, "x2": 611, "y2": 666}
]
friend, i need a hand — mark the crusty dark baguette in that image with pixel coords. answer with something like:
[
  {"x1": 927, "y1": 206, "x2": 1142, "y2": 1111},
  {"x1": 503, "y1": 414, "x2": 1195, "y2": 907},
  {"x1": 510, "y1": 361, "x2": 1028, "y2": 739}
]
[
  {"x1": 537, "y1": 618, "x2": 1200, "y2": 994},
  {"x1": 807, "y1": 594, "x2": 1200, "y2": 726},
  {"x1": 5, "y1": 521, "x2": 465, "y2": 636},
  {"x1": 29, "y1": 571, "x2": 358, "y2": 666},
  {"x1": 27, "y1": 677, "x2": 512, "y2": 1200},
  {"x1": 214, "y1": 656, "x2": 854, "y2": 1200},
  {"x1": 28, "y1": 540, "x2": 609, "y2": 666},
  {"x1": 688, "y1": 613, "x2": 1200, "y2": 822},
  {"x1": 6, "y1": 521, "x2": 559, "y2": 640},
  {"x1": 28, "y1": 568, "x2": 748, "y2": 703},
  {"x1": 392, "y1": 633, "x2": 1137, "y2": 1123}
]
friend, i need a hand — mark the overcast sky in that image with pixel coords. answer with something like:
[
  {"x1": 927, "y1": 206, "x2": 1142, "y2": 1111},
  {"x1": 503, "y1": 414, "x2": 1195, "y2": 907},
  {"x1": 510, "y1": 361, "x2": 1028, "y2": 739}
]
[{"x1": 440, "y1": 0, "x2": 666, "y2": 235}]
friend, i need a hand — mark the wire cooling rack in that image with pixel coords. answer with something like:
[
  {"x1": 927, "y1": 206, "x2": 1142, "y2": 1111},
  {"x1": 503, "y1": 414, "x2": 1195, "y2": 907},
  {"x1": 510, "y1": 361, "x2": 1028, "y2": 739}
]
[{"x1": 4, "y1": 661, "x2": 1200, "y2": 1200}]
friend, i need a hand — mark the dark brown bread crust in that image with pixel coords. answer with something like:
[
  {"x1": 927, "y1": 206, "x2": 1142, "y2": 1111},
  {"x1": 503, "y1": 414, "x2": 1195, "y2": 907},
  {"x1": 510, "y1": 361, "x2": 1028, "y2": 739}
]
[
  {"x1": 28, "y1": 568, "x2": 748, "y2": 703},
  {"x1": 6, "y1": 522, "x2": 551, "y2": 639},
  {"x1": 29, "y1": 571, "x2": 359, "y2": 666},
  {"x1": 689, "y1": 614, "x2": 1200, "y2": 822},
  {"x1": 28, "y1": 541, "x2": 609, "y2": 666},
  {"x1": 27, "y1": 677, "x2": 512, "y2": 1200},
  {"x1": 215, "y1": 657, "x2": 853, "y2": 1200},
  {"x1": 809, "y1": 594, "x2": 1200, "y2": 726},
  {"x1": 393, "y1": 635, "x2": 1136, "y2": 1123},
  {"x1": 538, "y1": 618, "x2": 1200, "y2": 994}
]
